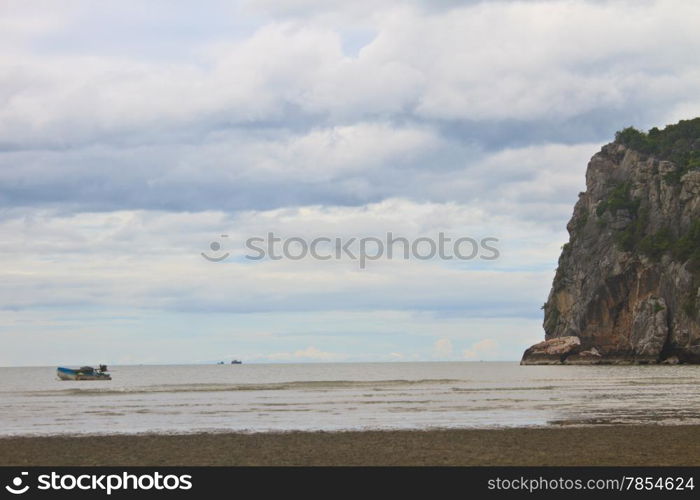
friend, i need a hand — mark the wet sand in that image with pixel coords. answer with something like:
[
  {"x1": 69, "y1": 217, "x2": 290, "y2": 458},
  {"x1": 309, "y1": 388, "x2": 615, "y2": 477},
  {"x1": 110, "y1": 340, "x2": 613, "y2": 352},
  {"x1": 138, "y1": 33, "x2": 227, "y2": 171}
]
[{"x1": 1, "y1": 425, "x2": 698, "y2": 466}]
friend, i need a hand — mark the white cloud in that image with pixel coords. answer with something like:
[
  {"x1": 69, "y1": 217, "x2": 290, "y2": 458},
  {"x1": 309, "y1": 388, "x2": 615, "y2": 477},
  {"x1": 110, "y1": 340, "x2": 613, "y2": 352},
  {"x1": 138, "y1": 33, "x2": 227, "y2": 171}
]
[
  {"x1": 464, "y1": 339, "x2": 498, "y2": 360},
  {"x1": 432, "y1": 338, "x2": 453, "y2": 358},
  {"x1": 266, "y1": 346, "x2": 343, "y2": 361},
  {"x1": 252, "y1": 122, "x2": 442, "y2": 181},
  {"x1": 0, "y1": 0, "x2": 698, "y2": 365},
  {"x1": 0, "y1": 198, "x2": 565, "y2": 313},
  {"x1": 2, "y1": 1, "x2": 700, "y2": 145}
]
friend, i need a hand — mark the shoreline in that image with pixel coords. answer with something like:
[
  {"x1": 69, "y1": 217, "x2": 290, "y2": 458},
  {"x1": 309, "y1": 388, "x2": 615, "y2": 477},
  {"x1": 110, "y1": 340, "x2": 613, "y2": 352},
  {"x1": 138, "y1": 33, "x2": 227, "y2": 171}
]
[{"x1": 2, "y1": 425, "x2": 699, "y2": 466}]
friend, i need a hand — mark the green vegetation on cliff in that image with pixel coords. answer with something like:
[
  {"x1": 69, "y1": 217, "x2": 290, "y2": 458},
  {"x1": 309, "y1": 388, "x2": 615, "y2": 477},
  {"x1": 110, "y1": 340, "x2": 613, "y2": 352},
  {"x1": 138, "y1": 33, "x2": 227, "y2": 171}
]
[
  {"x1": 596, "y1": 119, "x2": 700, "y2": 317},
  {"x1": 595, "y1": 182, "x2": 639, "y2": 217},
  {"x1": 595, "y1": 181, "x2": 700, "y2": 266},
  {"x1": 615, "y1": 118, "x2": 700, "y2": 183},
  {"x1": 597, "y1": 118, "x2": 700, "y2": 261}
]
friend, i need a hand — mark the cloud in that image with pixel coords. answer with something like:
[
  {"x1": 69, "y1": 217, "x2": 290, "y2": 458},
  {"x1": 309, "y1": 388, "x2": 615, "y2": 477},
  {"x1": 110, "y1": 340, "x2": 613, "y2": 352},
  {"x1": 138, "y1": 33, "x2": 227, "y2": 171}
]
[
  {"x1": 266, "y1": 345, "x2": 343, "y2": 361},
  {"x1": 0, "y1": 306, "x2": 543, "y2": 366},
  {"x1": 0, "y1": 200, "x2": 565, "y2": 314},
  {"x1": 0, "y1": 197, "x2": 558, "y2": 364},
  {"x1": 0, "y1": 137, "x2": 591, "y2": 226},
  {"x1": 2, "y1": 1, "x2": 696, "y2": 218},
  {"x1": 463, "y1": 339, "x2": 498, "y2": 360},
  {"x1": 432, "y1": 338, "x2": 453, "y2": 358},
  {"x1": 1, "y1": 0, "x2": 699, "y2": 365},
  {"x1": 2, "y1": 1, "x2": 699, "y2": 147}
]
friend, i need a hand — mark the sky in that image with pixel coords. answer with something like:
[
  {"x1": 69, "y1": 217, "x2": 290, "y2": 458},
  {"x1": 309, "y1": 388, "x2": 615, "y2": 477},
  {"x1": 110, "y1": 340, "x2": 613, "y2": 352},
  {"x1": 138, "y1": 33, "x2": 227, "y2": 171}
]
[{"x1": 1, "y1": 0, "x2": 700, "y2": 365}]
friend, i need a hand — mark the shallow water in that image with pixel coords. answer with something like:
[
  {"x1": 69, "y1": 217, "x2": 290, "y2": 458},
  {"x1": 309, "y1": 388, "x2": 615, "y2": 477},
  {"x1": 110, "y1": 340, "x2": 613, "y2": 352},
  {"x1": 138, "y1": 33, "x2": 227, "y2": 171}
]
[{"x1": 1, "y1": 362, "x2": 699, "y2": 435}]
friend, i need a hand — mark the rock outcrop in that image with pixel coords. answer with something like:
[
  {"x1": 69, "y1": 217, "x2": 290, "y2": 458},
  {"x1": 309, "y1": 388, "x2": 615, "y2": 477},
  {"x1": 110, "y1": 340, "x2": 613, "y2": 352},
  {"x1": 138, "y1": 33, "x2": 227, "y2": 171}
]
[
  {"x1": 520, "y1": 336, "x2": 581, "y2": 365},
  {"x1": 522, "y1": 118, "x2": 700, "y2": 365}
]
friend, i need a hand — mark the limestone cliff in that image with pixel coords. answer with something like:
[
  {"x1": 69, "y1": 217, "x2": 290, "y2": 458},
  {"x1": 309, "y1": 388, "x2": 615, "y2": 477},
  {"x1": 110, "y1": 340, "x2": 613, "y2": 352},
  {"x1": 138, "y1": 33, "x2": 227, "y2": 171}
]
[{"x1": 522, "y1": 118, "x2": 700, "y2": 364}]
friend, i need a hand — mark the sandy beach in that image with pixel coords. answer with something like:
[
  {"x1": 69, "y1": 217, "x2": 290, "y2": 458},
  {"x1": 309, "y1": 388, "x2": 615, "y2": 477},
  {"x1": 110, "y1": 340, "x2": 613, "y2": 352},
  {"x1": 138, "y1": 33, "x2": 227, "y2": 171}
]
[{"x1": 1, "y1": 425, "x2": 699, "y2": 466}]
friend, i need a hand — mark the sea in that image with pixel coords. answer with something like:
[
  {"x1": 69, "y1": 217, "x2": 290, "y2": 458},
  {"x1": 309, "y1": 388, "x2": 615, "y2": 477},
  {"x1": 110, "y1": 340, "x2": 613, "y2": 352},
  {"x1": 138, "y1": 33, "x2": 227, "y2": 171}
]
[{"x1": 1, "y1": 362, "x2": 699, "y2": 436}]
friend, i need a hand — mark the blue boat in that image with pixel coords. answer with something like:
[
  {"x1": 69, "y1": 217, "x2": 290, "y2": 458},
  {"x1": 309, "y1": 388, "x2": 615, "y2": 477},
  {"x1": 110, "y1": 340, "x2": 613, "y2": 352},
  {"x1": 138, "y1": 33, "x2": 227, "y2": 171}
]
[{"x1": 57, "y1": 365, "x2": 111, "y2": 381}]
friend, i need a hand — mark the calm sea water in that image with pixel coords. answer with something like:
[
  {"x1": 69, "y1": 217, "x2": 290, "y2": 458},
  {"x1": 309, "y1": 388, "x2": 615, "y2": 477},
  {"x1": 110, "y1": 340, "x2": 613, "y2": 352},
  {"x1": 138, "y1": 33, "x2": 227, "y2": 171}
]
[{"x1": 1, "y1": 362, "x2": 699, "y2": 436}]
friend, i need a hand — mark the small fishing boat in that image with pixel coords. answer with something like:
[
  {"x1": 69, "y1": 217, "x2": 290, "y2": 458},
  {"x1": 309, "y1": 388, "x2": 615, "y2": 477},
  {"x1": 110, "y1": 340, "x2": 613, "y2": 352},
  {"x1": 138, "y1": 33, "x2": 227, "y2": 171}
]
[
  {"x1": 57, "y1": 365, "x2": 111, "y2": 381},
  {"x1": 231, "y1": 360, "x2": 242, "y2": 364}
]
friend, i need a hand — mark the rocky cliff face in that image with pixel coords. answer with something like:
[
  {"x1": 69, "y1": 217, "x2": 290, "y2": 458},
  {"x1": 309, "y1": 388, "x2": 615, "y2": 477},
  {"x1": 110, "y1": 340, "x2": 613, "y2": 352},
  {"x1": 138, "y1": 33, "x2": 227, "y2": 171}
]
[{"x1": 522, "y1": 119, "x2": 700, "y2": 364}]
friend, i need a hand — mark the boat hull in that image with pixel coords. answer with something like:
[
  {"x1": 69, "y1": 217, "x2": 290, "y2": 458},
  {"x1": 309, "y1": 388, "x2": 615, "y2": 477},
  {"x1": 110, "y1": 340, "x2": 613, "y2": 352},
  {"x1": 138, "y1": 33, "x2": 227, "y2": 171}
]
[{"x1": 57, "y1": 367, "x2": 111, "y2": 381}]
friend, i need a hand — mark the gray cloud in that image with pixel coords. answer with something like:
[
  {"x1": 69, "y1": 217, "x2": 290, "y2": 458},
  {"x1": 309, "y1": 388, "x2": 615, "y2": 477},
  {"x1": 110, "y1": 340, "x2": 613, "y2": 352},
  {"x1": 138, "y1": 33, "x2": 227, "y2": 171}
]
[
  {"x1": 1, "y1": 0, "x2": 699, "y2": 363},
  {"x1": 1, "y1": 1, "x2": 698, "y2": 218}
]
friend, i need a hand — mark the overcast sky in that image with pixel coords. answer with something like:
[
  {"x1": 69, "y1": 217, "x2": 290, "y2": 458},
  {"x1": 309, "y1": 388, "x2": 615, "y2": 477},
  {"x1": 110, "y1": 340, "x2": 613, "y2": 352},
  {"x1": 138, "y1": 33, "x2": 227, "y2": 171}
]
[{"x1": 1, "y1": 0, "x2": 699, "y2": 365}]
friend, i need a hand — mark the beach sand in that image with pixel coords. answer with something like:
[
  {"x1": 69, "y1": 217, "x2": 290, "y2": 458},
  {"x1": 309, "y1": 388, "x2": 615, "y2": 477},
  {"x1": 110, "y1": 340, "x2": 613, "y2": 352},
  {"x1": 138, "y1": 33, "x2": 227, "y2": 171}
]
[{"x1": 1, "y1": 425, "x2": 699, "y2": 466}]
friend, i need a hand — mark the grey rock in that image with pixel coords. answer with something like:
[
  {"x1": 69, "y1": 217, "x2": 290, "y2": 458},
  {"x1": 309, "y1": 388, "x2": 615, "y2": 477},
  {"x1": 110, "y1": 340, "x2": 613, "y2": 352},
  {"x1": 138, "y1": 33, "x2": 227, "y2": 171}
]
[
  {"x1": 630, "y1": 297, "x2": 668, "y2": 361},
  {"x1": 522, "y1": 140, "x2": 700, "y2": 365},
  {"x1": 520, "y1": 336, "x2": 581, "y2": 365},
  {"x1": 565, "y1": 346, "x2": 603, "y2": 365}
]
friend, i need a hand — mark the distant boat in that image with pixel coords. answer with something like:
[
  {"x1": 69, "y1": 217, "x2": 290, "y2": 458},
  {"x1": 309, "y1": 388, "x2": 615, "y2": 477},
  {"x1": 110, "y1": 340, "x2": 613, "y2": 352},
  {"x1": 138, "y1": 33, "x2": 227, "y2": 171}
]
[
  {"x1": 57, "y1": 365, "x2": 111, "y2": 381},
  {"x1": 231, "y1": 360, "x2": 242, "y2": 364}
]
